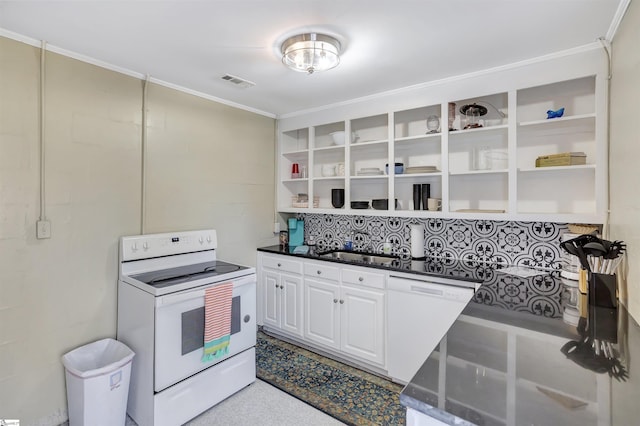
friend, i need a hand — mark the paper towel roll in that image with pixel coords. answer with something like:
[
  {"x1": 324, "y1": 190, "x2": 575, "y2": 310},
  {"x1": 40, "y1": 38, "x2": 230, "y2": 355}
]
[
  {"x1": 410, "y1": 259, "x2": 425, "y2": 271},
  {"x1": 410, "y1": 223, "x2": 425, "y2": 259}
]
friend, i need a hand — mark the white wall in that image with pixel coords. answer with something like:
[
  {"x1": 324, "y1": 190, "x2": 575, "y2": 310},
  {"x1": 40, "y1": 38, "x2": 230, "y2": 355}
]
[
  {"x1": 143, "y1": 85, "x2": 276, "y2": 266},
  {"x1": 0, "y1": 36, "x2": 275, "y2": 425},
  {"x1": 610, "y1": 0, "x2": 640, "y2": 323}
]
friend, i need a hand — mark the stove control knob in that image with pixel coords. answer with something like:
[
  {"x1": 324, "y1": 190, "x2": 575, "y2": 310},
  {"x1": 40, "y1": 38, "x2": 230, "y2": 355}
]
[
  {"x1": 131, "y1": 243, "x2": 138, "y2": 252},
  {"x1": 206, "y1": 235, "x2": 212, "y2": 243},
  {"x1": 199, "y1": 236, "x2": 204, "y2": 244},
  {"x1": 143, "y1": 242, "x2": 149, "y2": 250}
]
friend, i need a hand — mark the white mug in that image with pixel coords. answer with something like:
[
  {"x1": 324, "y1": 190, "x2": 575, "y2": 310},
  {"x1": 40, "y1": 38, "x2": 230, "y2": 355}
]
[
  {"x1": 427, "y1": 198, "x2": 442, "y2": 211},
  {"x1": 321, "y1": 164, "x2": 336, "y2": 177}
]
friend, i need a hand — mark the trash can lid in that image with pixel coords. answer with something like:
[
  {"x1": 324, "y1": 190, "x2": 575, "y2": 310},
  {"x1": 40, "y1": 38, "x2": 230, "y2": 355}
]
[{"x1": 62, "y1": 338, "x2": 134, "y2": 379}]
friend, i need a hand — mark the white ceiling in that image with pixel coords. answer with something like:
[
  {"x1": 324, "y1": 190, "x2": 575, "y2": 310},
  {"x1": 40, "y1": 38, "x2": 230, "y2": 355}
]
[{"x1": 0, "y1": 0, "x2": 627, "y2": 117}]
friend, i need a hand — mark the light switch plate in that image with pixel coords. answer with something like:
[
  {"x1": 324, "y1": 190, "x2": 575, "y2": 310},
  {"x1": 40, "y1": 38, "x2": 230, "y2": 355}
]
[{"x1": 36, "y1": 220, "x2": 51, "y2": 239}]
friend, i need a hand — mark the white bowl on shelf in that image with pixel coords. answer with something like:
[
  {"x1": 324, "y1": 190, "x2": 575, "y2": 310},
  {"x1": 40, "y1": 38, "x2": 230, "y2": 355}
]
[
  {"x1": 330, "y1": 131, "x2": 346, "y2": 145},
  {"x1": 330, "y1": 131, "x2": 358, "y2": 145}
]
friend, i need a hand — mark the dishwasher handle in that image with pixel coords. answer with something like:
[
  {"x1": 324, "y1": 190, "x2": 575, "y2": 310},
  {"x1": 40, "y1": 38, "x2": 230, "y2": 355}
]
[
  {"x1": 388, "y1": 275, "x2": 474, "y2": 302},
  {"x1": 410, "y1": 285, "x2": 444, "y2": 296}
]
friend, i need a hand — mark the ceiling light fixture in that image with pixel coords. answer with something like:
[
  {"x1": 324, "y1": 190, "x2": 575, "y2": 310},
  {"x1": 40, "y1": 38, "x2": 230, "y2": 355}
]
[{"x1": 281, "y1": 33, "x2": 341, "y2": 74}]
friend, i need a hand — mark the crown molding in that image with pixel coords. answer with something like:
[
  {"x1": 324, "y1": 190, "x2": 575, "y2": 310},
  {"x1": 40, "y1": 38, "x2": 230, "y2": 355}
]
[{"x1": 0, "y1": 28, "x2": 276, "y2": 119}]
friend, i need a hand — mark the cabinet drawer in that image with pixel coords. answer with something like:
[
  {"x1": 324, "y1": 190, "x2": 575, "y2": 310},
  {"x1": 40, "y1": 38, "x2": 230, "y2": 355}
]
[
  {"x1": 304, "y1": 262, "x2": 340, "y2": 281},
  {"x1": 262, "y1": 254, "x2": 303, "y2": 275},
  {"x1": 342, "y1": 267, "x2": 385, "y2": 290}
]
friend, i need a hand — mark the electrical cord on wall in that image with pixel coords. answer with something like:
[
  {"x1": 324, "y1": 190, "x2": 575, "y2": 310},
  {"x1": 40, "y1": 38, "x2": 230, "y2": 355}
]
[
  {"x1": 39, "y1": 41, "x2": 46, "y2": 222},
  {"x1": 141, "y1": 74, "x2": 150, "y2": 234}
]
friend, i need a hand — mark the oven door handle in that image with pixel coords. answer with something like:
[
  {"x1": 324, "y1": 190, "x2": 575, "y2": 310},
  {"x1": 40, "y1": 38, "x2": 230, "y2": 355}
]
[{"x1": 157, "y1": 289, "x2": 206, "y2": 307}]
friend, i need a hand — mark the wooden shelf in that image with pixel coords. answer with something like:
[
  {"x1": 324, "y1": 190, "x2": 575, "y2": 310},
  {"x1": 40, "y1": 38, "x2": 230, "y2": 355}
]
[
  {"x1": 450, "y1": 169, "x2": 508, "y2": 176},
  {"x1": 449, "y1": 124, "x2": 508, "y2": 136},
  {"x1": 395, "y1": 133, "x2": 441, "y2": 143},
  {"x1": 518, "y1": 164, "x2": 595, "y2": 173},
  {"x1": 313, "y1": 145, "x2": 344, "y2": 152},
  {"x1": 518, "y1": 113, "x2": 595, "y2": 127},
  {"x1": 312, "y1": 176, "x2": 345, "y2": 181},
  {"x1": 350, "y1": 174, "x2": 387, "y2": 180},
  {"x1": 351, "y1": 139, "x2": 388, "y2": 147},
  {"x1": 395, "y1": 172, "x2": 442, "y2": 178}
]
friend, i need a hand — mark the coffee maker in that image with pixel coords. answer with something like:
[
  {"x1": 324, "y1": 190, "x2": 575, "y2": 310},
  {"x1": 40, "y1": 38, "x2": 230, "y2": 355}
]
[{"x1": 288, "y1": 218, "x2": 304, "y2": 247}]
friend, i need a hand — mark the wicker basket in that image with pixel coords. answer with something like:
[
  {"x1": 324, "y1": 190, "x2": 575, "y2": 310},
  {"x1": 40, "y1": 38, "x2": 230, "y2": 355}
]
[{"x1": 567, "y1": 223, "x2": 599, "y2": 234}]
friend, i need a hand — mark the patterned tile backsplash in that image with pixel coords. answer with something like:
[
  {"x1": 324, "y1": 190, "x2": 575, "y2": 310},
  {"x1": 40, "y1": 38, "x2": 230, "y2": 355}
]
[{"x1": 300, "y1": 214, "x2": 572, "y2": 270}]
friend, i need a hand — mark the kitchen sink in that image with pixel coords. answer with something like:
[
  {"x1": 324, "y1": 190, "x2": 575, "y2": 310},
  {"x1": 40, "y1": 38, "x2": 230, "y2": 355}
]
[{"x1": 319, "y1": 250, "x2": 399, "y2": 266}]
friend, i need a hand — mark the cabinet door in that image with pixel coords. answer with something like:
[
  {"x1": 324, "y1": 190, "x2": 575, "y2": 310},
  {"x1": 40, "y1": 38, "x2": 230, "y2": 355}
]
[
  {"x1": 280, "y1": 273, "x2": 304, "y2": 337},
  {"x1": 304, "y1": 278, "x2": 340, "y2": 350},
  {"x1": 262, "y1": 270, "x2": 281, "y2": 329},
  {"x1": 340, "y1": 285, "x2": 385, "y2": 366}
]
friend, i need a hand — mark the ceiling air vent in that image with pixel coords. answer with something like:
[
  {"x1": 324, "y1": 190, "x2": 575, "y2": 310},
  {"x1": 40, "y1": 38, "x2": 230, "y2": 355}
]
[{"x1": 221, "y1": 74, "x2": 255, "y2": 89}]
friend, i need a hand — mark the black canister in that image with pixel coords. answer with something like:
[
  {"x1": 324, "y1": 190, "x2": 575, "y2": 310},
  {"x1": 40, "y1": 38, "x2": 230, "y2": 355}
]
[
  {"x1": 331, "y1": 188, "x2": 345, "y2": 208},
  {"x1": 413, "y1": 184, "x2": 422, "y2": 210},
  {"x1": 421, "y1": 184, "x2": 431, "y2": 211}
]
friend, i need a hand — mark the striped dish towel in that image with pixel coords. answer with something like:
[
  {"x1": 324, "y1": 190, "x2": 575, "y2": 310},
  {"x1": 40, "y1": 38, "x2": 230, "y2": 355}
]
[{"x1": 202, "y1": 282, "x2": 234, "y2": 363}]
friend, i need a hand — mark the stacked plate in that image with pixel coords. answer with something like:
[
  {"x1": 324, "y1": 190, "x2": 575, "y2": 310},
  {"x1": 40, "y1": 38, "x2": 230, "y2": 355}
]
[
  {"x1": 356, "y1": 167, "x2": 384, "y2": 176},
  {"x1": 405, "y1": 166, "x2": 439, "y2": 174}
]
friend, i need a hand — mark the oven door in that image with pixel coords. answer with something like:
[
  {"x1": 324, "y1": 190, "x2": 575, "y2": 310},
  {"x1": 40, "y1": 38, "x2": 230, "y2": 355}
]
[{"x1": 154, "y1": 274, "x2": 256, "y2": 392}]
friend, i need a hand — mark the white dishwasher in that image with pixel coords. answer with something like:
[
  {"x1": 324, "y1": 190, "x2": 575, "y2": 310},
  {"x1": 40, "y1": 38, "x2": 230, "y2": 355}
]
[{"x1": 387, "y1": 273, "x2": 478, "y2": 383}]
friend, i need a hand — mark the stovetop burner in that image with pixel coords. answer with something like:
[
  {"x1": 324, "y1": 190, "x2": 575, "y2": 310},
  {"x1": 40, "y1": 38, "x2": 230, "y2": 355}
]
[{"x1": 131, "y1": 260, "x2": 247, "y2": 289}]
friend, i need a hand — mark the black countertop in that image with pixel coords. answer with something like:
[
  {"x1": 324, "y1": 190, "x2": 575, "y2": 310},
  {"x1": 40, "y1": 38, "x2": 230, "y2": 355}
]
[
  {"x1": 258, "y1": 245, "x2": 485, "y2": 284},
  {"x1": 400, "y1": 283, "x2": 639, "y2": 426},
  {"x1": 258, "y1": 245, "x2": 640, "y2": 426}
]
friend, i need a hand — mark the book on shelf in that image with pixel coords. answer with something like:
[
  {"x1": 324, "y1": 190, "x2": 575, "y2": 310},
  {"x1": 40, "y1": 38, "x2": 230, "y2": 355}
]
[{"x1": 535, "y1": 152, "x2": 587, "y2": 167}]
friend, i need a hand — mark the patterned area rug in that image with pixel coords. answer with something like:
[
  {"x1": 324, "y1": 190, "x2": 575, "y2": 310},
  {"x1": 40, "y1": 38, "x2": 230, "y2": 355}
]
[{"x1": 256, "y1": 331, "x2": 405, "y2": 425}]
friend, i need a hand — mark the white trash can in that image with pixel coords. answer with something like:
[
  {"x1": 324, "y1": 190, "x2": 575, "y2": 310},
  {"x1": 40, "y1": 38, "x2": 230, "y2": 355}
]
[{"x1": 62, "y1": 338, "x2": 135, "y2": 426}]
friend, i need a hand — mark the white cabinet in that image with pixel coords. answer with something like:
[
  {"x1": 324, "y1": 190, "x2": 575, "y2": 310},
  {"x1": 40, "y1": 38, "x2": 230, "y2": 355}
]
[
  {"x1": 259, "y1": 252, "x2": 387, "y2": 369},
  {"x1": 276, "y1": 64, "x2": 607, "y2": 223},
  {"x1": 303, "y1": 262, "x2": 386, "y2": 367},
  {"x1": 340, "y1": 283, "x2": 385, "y2": 365},
  {"x1": 259, "y1": 254, "x2": 304, "y2": 337},
  {"x1": 304, "y1": 277, "x2": 340, "y2": 349}
]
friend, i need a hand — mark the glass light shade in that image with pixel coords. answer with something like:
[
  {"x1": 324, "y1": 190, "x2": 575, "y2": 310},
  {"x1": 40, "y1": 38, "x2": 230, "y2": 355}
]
[{"x1": 281, "y1": 33, "x2": 341, "y2": 74}]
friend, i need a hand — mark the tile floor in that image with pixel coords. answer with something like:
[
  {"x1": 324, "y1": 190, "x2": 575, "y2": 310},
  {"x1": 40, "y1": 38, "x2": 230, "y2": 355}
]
[{"x1": 123, "y1": 379, "x2": 346, "y2": 426}]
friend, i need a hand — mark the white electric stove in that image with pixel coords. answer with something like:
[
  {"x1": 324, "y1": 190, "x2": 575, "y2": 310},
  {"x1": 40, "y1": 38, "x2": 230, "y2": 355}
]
[{"x1": 117, "y1": 229, "x2": 256, "y2": 426}]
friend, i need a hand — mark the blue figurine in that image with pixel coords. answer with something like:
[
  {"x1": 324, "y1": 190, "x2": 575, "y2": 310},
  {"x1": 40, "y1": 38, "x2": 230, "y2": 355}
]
[{"x1": 546, "y1": 107, "x2": 565, "y2": 119}]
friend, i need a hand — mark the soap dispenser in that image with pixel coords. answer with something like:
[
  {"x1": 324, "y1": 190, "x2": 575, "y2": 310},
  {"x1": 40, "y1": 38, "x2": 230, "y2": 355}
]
[
  {"x1": 383, "y1": 237, "x2": 392, "y2": 255},
  {"x1": 344, "y1": 231, "x2": 353, "y2": 251}
]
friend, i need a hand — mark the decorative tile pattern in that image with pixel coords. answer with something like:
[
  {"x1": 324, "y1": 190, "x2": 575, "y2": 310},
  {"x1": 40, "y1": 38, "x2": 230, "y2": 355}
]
[
  {"x1": 469, "y1": 266, "x2": 564, "y2": 318},
  {"x1": 301, "y1": 214, "x2": 570, "y2": 269},
  {"x1": 406, "y1": 256, "x2": 565, "y2": 318}
]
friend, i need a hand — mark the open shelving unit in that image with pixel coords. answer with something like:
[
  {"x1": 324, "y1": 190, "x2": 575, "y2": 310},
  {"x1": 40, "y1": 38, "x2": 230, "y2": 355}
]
[{"x1": 276, "y1": 67, "x2": 607, "y2": 223}]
